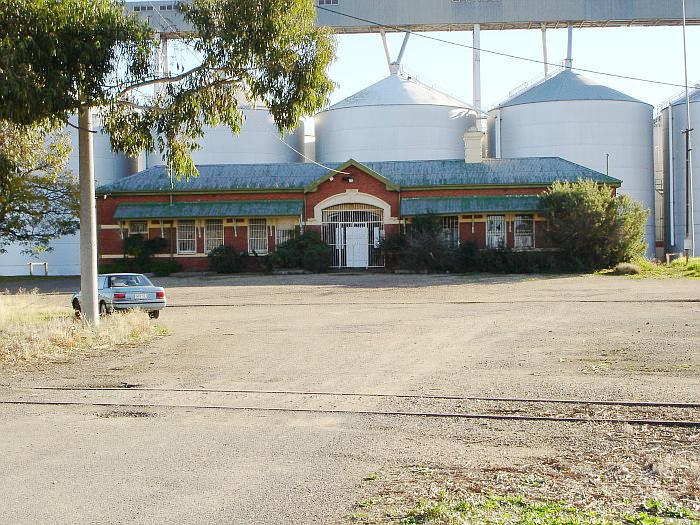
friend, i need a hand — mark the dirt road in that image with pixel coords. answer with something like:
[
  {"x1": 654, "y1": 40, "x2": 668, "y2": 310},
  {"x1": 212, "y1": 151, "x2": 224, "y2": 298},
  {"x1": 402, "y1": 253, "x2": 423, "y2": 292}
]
[{"x1": 1, "y1": 274, "x2": 699, "y2": 524}]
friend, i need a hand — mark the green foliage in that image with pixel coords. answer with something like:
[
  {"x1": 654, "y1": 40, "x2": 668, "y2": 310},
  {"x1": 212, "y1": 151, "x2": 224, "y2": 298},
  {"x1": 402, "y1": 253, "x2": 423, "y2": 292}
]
[
  {"x1": 539, "y1": 180, "x2": 649, "y2": 270},
  {"x1": 98, "y1": 260, "x2": 132, "y2": 274},
  {"x1": 208, "y1": 245, "x2": 247, "y2": 274},
  {"x1": 0, "y1": 120, "x2": 78, "y2": 252},
  {"x1": 149, "y1": 259, "x2": 182, "y2": 277},
  {"x1": 123, "y1": 235, "x2": 167, "y2": 272},
  {"x1": 267, "y1": 231, "x2": 334, "y2": 273},
  {"x1": 398, "y1": 215, "x2": 456, "y2": 272},
  {"x1": 401, "y1": 494, "x2": 699, "y2": 525},
  {"x1": 0, "y1": 0, "x2": 153, "y2": 125},
  {"x1": 387, "y1": 217, "x2": 570, "y2": 274},
  {"x1": 0, "y1": 0, "x2": 335, "y2": 182},
  {"x1": 103, "y1": 0, "x2": 336, "y2": 180}
]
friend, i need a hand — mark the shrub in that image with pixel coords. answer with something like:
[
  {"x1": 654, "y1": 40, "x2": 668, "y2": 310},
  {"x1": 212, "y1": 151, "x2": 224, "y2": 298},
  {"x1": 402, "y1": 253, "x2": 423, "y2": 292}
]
[
  {"x1": 539, "y1": 180, "x2": 649, "y2": 270},
  {"x1": 267, "y1": 231, "x2": 334, "y2": 273},
  {"x1": 399, "y1": 215, "x2": 456, "y2": 272},
  {"x1": 98, "y1": 259, "x2": 132, "y2": 274},
  {"x1": 150, "y1": 259, "x2": 182, "y2": 277},
  {"x1": 122, "y1": 235, "x2": 168, "y2": 272},
  {"x1": 208, "y1": 245, "x2": 246, "y2": 273}
]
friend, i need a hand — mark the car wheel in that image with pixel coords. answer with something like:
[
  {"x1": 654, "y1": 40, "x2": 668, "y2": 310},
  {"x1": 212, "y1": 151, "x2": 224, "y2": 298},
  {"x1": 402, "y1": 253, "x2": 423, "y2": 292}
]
[
  {"x1": 99, "y1": 302, "x2": 107, "y2": 317},
  {"x1": 148, "y1": 310, "x2": 160, "y2": 319}
]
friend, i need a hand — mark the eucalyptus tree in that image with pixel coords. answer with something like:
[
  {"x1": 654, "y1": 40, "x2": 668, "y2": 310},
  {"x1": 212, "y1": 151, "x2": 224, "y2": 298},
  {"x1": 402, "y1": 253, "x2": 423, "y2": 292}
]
[
  {"x1": 0, "y1": 121, "x2": 78, "y2": 252},
  {"x1": 0, "y1": 0, "x2": 335, "y2": 323}
]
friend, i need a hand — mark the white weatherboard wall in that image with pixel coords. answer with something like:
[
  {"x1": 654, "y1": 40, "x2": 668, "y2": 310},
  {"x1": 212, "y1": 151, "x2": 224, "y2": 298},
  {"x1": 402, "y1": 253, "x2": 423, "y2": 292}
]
[
  {"x1": 0, "y1": 117, "x2": 131, "y2": 276},
  {"x1": 659, "y1": 91, "x2": 700, "y2": 253},
  {"x1": 146, "y1": 107, "x2": 305, "y2": 167},
  {"x1": 315, "y1": 73, "x2": 476, "y2": 163},
  {"x1": 488, "y1": 72, "x2": 655, "y2": 257}
]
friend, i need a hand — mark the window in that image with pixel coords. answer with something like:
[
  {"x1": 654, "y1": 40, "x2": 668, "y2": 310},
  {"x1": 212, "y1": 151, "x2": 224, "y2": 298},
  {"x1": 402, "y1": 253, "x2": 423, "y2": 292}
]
[
  {"x1": 248, "y1": 219, "x2": 268, "y2": 254},
  {"x1": 108, "y1": 274, "x2": 153, "y2": 288},
  {"x1": 514, "y1": 215, "x2": 534, "y2": 249},
  {"x1": 204, "y1": 219, "x2": 224, "y2": 254},
  {"x1": 318, "y1": 0, "x2": 339, "y2": 5},
  {"x1": 129, "y1": 221, "x2": 148, "y2": 236},
  {"x1": 486, "y1": 215, "x2": 506, "y2": 249},
  {"x1": 440, "y1": 216, "x2": 459, "y2": 249},
  {"x1": 276, "y1": 227, "x2": 295, "y2": 247},
  {"x1": 177, "y1": 220, "x2": 196, "y2": 254}
]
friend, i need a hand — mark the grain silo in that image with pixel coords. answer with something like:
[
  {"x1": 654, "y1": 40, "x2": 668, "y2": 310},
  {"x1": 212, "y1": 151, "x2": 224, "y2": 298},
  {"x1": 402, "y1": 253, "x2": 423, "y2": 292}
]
[
  {"x1": 145, "y1": 106, "x2": 305, "y2": 168},
  {"x1": 657, "y1": 88, "x2": 699, "y2": 254},
  {"x1": 314, "y1": 71, "x2": 476, "y2": 163},
  {"x1": 487, "y1": 70, "x2": 656, "y2": 256}
]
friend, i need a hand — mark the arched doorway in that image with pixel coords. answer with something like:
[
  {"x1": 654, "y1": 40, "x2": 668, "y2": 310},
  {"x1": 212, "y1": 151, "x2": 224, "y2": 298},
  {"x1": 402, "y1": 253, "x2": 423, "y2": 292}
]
[{"x1": 321, "y1": 203, "x2": 384, "y2": 268}]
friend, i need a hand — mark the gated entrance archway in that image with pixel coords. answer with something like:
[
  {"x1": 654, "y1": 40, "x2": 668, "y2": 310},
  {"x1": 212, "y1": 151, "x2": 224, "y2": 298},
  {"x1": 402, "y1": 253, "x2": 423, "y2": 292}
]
[{"x1": 321, "y1": 203, "x2": 384, "y2": 268}]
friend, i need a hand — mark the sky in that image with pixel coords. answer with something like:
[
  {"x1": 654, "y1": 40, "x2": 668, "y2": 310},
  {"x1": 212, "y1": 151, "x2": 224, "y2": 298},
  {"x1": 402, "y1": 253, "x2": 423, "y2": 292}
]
[{"x1": 325, "y1": 25, "x2": 700, "y2": 111}]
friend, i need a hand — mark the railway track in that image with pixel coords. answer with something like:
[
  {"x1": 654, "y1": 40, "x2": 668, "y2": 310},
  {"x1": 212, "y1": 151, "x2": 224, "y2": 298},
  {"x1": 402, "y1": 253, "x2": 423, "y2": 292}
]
[
  {"x1": 165, "y1": 298, "x2": 700, "y2": 308},
  {"x1": 2, "y1": 386, "x2": 699, "y2": 428}
]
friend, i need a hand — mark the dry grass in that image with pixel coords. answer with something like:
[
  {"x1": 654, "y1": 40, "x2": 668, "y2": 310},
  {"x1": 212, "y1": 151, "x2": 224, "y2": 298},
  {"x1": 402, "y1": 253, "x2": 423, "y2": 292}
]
[{"x1": 0, "y1": 289, "x2": 166, "y2": 364}]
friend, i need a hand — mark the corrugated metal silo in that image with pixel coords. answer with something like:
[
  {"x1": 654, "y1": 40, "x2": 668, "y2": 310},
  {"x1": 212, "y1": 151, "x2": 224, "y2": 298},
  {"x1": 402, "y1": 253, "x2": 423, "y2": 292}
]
[
  {"x1": 657, "y1": 89, "x2": 700, "y2": 254},
  {"x1": 145, "y1": 106, "x2": 305, "y2": 167},
  {"x1": 487, "y1": 70, "x2": 656, "y2": 257},
  {"x1": 314, "y1": 72, "x2": 476, "y2": 163}
]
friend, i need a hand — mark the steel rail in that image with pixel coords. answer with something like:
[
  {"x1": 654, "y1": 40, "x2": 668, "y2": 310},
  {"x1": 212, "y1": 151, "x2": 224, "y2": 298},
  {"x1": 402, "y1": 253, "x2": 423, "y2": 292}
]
[
  {"x1": 164, "y1": 298, "x2": 700, "y2": 308},
  {"x1": 24, "y1": 387, "x2": 700, "y2": 409},
  {"x1": 1, "y1": 399, "x2": 699, "y2": 428}
]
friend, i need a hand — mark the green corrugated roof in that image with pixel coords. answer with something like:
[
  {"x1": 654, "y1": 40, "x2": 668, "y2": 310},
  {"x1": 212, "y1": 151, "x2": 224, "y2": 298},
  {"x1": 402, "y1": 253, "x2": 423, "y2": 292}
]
[
  {"x1": 97, "y1": 157, "x2": 620, "y2": 195},
  {"x1": 401, "y1": 195, "x2": 541, "y2": 216},
  {"x1": 113, "y1": 200, "x2": 303, "y2": 220}
]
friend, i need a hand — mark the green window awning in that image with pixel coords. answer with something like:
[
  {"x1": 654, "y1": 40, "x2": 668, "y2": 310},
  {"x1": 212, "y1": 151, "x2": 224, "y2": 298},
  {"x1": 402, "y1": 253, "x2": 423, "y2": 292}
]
[
  {"x1": 401, "y1": 195, "x2": 541, "y2": 216},
  {"x1": 113, "y1": 200, "x2": 303, "y2": 220}
]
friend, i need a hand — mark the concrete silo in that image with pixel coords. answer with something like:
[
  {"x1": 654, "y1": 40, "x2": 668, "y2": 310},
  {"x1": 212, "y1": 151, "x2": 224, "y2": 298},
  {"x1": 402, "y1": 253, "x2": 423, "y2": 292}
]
[
  {"x1": 145, "y1": 106, "x2": 305, "y2": 168},
  {"x1": 0, "y1": 116, "x2": 132, "y2": 276},
  {"x1": 487, "y1": 70, "x2": 656, "y2": 256},
  {"x1": 314, "y1": 71, "x2": 476, "y2": 163},
  {"x1": 657, "y1": 88, "x2": 699, "y2": 255}
]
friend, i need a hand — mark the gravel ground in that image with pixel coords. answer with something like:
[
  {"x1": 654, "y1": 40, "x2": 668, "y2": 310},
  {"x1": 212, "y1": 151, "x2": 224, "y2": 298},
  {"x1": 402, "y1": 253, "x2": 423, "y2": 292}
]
[{"x1": 0, "y1": 273, "x2": 699, "y2": 524}]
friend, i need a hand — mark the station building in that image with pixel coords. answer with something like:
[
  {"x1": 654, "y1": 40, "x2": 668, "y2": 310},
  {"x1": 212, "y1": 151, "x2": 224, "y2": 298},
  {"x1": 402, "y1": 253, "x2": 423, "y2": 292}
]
[{"x1": 96, "y1": 156, "x2": 619, "y2": 270}]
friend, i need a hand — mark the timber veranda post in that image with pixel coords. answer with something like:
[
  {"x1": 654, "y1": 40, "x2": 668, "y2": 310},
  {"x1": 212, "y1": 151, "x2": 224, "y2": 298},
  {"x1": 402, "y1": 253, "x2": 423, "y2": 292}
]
[{"x1": 78, "y1": 106, "x2": 99, "y2": 324}]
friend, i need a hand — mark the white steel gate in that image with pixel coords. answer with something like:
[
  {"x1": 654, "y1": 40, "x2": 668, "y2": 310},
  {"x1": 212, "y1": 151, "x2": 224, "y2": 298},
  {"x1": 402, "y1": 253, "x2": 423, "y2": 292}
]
[
  {"x1": 321, "y1": 204, "x2": 384, "y2": 268},
  {"x1": 486, "y1": 215, "x2": 506, "y2": 249}
]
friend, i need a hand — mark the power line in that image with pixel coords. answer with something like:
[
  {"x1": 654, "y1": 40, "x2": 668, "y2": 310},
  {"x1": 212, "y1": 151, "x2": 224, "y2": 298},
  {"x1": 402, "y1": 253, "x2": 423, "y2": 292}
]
[{"x1": 317, "y1": 5, "x2": 691, "y2": 90}]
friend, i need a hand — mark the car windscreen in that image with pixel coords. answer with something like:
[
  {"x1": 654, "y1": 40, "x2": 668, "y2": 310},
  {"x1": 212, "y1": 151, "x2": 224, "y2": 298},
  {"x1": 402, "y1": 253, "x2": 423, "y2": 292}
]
[{"x1": 108, "y1": 275, "x2": 153, "y2": 288}]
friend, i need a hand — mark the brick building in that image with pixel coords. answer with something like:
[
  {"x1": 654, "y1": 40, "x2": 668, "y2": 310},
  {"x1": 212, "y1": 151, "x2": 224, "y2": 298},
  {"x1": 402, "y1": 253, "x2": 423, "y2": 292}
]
[{"x1": 96, "y1": 157, "x2": 620, "y2": 270}]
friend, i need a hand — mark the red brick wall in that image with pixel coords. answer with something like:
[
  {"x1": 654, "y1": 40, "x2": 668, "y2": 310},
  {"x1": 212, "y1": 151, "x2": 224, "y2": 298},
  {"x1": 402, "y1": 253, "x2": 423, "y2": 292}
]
[
  {"x1": 460, "y1": 221, "x2": 486, "y2": 249},
  {"x1": 225, "y1": 224, "x2": 248, "y2": 252},
  {"x1": 400, "y1": 187, "x2": 545, "y2": 198},
  {"x1": 304, "y1": 165, "x2": 400, "y2": 220}
]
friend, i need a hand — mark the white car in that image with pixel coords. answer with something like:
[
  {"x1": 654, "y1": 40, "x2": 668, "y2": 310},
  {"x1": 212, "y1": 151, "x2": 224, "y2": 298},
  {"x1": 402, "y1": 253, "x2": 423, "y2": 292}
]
[{"x1": 72, "y1": 273, "x2": 166, "y2": 319}]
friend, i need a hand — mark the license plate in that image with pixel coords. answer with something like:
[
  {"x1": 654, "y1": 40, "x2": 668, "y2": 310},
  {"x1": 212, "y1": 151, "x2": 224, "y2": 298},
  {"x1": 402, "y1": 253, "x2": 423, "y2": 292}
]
[{"x1": 133, "y1": 293, "x2": 148, "y2": 300}]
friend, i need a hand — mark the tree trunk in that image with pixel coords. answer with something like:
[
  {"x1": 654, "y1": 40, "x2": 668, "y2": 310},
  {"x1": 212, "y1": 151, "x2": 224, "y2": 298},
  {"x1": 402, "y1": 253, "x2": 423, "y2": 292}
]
[{"x1": 78, "y1": 107, "x2": 99, "y2": 324}]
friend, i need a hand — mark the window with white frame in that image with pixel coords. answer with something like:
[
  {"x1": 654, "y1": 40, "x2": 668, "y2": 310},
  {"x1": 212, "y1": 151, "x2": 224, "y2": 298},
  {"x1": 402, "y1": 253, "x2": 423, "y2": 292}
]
[
  {"x1": 317, "y1": 0, "x2": 338, "y2": 5},
  {"x1": 440, "y1": 216, "x2": 459, "y2": 249},
  {"x1": 204, "y1": 219, "x2": 224, "y2": 254},
  {"x1": 248, "y1": 218, "x2": 268, "y2": 254},
  {"x1": 177, "y1": 220, "x2": 196, "y2": 254},
  {"x1": 129, "y1": 221, "x2": 148, "y2": 235},
  {"x1": 514, "y1": 215, "x2": 534, "y2": 249},
  {"x1": 275, "y1": 227, "x2": 295, "y2": 248}
]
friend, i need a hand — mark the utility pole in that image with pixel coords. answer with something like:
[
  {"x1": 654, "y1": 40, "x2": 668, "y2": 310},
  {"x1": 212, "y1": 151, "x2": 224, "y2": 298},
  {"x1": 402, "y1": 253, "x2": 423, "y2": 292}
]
[
  {"x1": 78, "y1": 106, "x2": 99, "y2": 324},
  {"x1": 682, "y1": 0, "x2": 695, "y2": 257}
]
